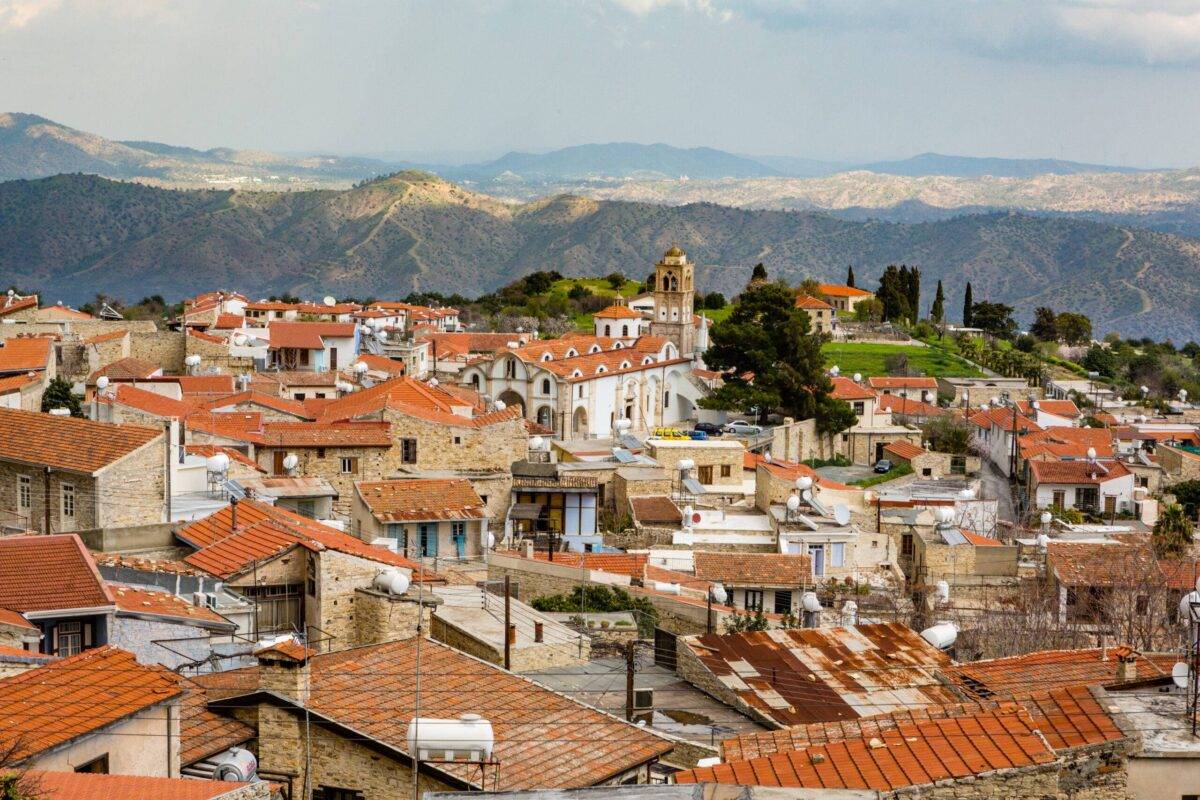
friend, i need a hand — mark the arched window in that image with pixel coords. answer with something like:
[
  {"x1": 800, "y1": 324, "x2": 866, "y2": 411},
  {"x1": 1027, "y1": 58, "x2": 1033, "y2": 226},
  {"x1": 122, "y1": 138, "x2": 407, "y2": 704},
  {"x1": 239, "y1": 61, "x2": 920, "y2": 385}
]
[
  {"x1": 565, "y1": 348, "x2": 579, "y2": 358},
  {"x1": 505, "y1": 359, "x2": 517, "y2": 379},
  {"x1": 596, "y1": 365, "x2": 607, "y2": 374},
  {"x1": 642, "y1": 356, "x2": 653, "y2": 365},
  {"x1": 621, "y1": 325, "x2": 629, "y2": 337},
  {"x1": 469, "y1": 373, "x2": 480, "y2": 390},
  {"x1": 664, "y1": 390, "x2": 670, "y2": 408},
  {"x1": 589, "y1": 345, "x2": 602, "y2": 354},
  {"x1": 604, "y1": 324, "x2": 611, "y2": 337},
  {"x1": 620, "y1": 361, "x2": 631, "y2": 370},
  {"x1": 541, "y1": 378, "x2": 551, "y2": 395}
]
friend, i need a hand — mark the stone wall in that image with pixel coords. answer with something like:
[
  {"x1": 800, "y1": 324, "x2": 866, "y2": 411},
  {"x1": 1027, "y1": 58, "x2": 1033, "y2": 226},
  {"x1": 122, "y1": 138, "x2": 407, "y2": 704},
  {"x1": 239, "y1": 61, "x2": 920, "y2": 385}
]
[
  {"x1": 429, "y1": 613, "x2": 587, "y2": 671},
  {"x1": 645, "y1": 440, "x2": 743, "y2": 488},
  {"x1": 841, "y1": 427, "x2": 923, "y2": 466},
  {"x1": 108, "y1": 615, "x2": 218, "y2": 669},
  {"x1": 183, "y1": 331, "x2": 255, "y2": 373},
  {"x1": 256, "y1": 704, "x2": 456, "y2": 800},
  {"x1": 354, "y1": 588, "x2": 431, "y2": 646},
  {"x1": 313, "y1": 549, "x2": 387, "y2": 649},
  {"x1": 0, "y1": 461, "x2": 107, "y2": 533},
  {"x1": 96, "y1": 437, "x2": 167, "y2": 529},
  {"x1": 0, "y1": 319, "x2": 156, "y2": 341},
  {"x1": 884, "y1": 765, "x2": 1060, "y2": 799},
  {"x1": 257, "y1": 444, "x2": 391, "y2": 517},
  {"x1": 87, "y1": 335, "x2": 132, "y2": 377},
  {"x1": 1157, "y1": 445, "x2": 1200, "y2": 485}
]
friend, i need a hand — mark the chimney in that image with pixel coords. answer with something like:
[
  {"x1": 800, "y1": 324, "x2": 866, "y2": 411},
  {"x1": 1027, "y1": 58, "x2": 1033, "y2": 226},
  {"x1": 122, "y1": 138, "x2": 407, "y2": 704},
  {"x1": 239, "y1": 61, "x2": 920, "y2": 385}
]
[
  {"x1": 255, "y1": 639, "x2": 312, "y2": 703},
  {"x1": 507, "y1": 624, "x2": 517, "y2": 646},
  {"x1": 1115, "y1": 646, "x2": 1138, "y2": 682},
  {"x1": 534, "y1": 621, "x2": 544, "y2": 643}
]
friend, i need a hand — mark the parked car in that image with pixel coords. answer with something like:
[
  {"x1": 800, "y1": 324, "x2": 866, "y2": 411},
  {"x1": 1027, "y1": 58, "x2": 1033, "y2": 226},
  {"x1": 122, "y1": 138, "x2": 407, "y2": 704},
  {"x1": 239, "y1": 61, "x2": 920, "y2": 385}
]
[
  {"x1": 873, "y1": 459, "x2": 893, "y2": 474},
  {"x1": 689, "y1": 430, "x2": 708, "y2": 441},
  {"x1": 724, "y1": 421, "x2": 764, "y2": 436},
  {"x1": 693, "y1": 422, "x2": 724, "y2": 437}
]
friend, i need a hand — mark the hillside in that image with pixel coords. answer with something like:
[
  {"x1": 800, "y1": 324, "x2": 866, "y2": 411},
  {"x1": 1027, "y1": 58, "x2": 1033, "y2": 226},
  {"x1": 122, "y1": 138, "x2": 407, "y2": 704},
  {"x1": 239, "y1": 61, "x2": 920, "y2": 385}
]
[
  {"x1": 2, "y1": 172, "x2": 1199, "y2": 340},
  {"x1": 854, "y1": 152, "x2": 1145, "y2": 179}
]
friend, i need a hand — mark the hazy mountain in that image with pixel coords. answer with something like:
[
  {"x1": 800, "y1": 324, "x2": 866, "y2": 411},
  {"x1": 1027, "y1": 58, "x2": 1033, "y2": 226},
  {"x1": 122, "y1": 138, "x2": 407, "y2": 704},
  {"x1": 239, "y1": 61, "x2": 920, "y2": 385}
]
[
  {"x1": 855, "y1": 152, "x2": 1146, "y2": 178},
  {"x1": 446, "y1": 142, "x2": 783, "y2": 183},
  {"x1": 2, "y1": 171, "x2": 1197, "y2": 340}
]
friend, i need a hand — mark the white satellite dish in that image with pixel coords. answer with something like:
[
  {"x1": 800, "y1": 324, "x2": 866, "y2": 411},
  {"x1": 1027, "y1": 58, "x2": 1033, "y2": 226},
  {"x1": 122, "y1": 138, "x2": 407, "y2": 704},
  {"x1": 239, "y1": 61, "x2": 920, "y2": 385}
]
[
  {"x1": 493, "y1": 400, "x2": 506, "y2": 411},
  {"x1": 833, "y1": 504, "x2": 851, "y2": 526},
  {"x1": 323, "y1": 295, "x2": 336, "y2": 307},
  {"x1": 829, "y1": 365, "x2": 840, "y2": 376},
  {"x1": 795, "y1": 476, "x2": 813, "y2": 491},
  {"x1": 1173, "y1": 662, "x2": 1191, "y2": 689},
  {"x1": 786, "y1": 495, "x2": 800, "y2": 511},
  {"x1": 353, "y1": 362, "x2": 368, "y2": 374},
  {"x1": 852, "y1": 372, "x2": 862, "y2": 383},
  {"x1": 96, "y1": 376, "x2": 110, "y2": 390}
]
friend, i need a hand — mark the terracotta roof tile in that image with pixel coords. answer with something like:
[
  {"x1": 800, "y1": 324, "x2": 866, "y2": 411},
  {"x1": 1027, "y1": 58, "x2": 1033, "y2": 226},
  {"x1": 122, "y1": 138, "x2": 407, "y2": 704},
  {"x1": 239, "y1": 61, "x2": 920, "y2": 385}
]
[
  {"x1": 693, "y1": 551, "x2": 812, "y2": 586},
  {"x1": 184, "y1": 444, "x2": 266, "y2": 474},
  {"x1": 86, "y1": 356, "x2": 161, "y2": 383},
  {"x1": 868, "y1": 376, "x2": 938, "y2": 390},
  {"x1": 0, "y1": 534, "x2": 113, "y2": 613},
  {"x1": 185, "y1": 411, "x2": 266, "y2": 444},
  {"x1": 883, "y1": 440, "x2": 926, "y2": 461},
  {"x1": 1046, "y1": 541, "x2": 1161, "y2": 587},
  {"x1": 948, "y1": 647, "x2": 1175, "y2": 698},
  {"x1": 111, "y1": 584, "x2": 234, "y2": 628},
  {"x1": 268, "y1": 321, "x2": 356, "y2": 350},
  {"x1": 0, "y1": 295, "x2": 37, "y2": 317},
  {"x1": 81, "y1": 329, "x2": 129, "y2": 345},
  {"x1": 876, "y1": 395, "x2": 946, "y2": 418},
  {"x1": 1020, "y1": 427, "x2": 1114, "y2": 460},
  {"x1": 260, "y1": 420, "x2": 392, "y2": 448},
  {"x1": 1017, "y1": 399, "x2": 1082, "y2": 418},
  {"x1": 1028, "y1": 459, "x2": 1130, "y2": 485},
  {"x1": 629, "y1": 495, "x2": 682, "y2": 524},
  {"x1": 0, "y1": 373, "x2": 40, "y2": 395},
  {"x1": 100, "y1": 384, "x2": 193, "y2": 419},
  {"x1": 501, "y1": 550, "x2": 648, "y2": 576},
  {"x1": 29, "y1": 770, "x2": 255, "y2": 800},
  {"x1": 198, "y1": 390, "x2": 313, "y2": 419},
  {"x1": 3, "y1": 400, "x2": 158, "y2": 479},
  {"x1": 202, "y1": 638, "x2": 672, "y2": 790},
  {"x1": 355, "y1": 479, "x2": 487, "y2": 522},
  {"x1": 795, "y1": 294, "x2": 833, "y2": 310},
  {"x1": 817, "y1": 284, "x2": 873, "y2": 298},
  {"x1": 830, "y1": 376, "x2": 875, "y2": 401},
  {"x1": 595, "y1": 303, "x2": 644, "y2": 320},
  {"x1": 319, "y1": 376, "x2": 524, "y2": 428},
  {"x1": 969, "y1": 406, "x2": 1043, "y2": 434},
  {"x1": 0, "y1": 337, "x2": 53, "y2": 374},
  {"x1": 179, "y1": 677, "x2": 255, "y2": 765},
  {"x1": 0, "y1": 646, "x2": 182, "y2": 762}
]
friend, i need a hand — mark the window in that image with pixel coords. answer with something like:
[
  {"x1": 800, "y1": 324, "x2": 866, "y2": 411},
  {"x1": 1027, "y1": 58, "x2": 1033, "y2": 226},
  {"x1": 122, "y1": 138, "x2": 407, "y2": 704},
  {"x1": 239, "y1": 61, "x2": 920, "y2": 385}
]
[
  {"x1": 1136, "y1": 595, "x2": 1150, "y2": 614},
  {"x1": 505, "y1": 360, "x2": 517, "y2": 379},
  {"x1": 720, "y1": 465, "x2": 732, "y2": 478},
  {"x1": 1052, "y1": 490, "x2": 1066, "y2": 508},
  {"x1": 61, "y1": 483, "x2": 75, "y2": 519},
  {"x1": 401, "y1": 438, "x2": 418, "y2": 464},
  {"x1": 75, "y1": 754, "x2": 109, "y2": 774},
  {"x1": 470, "y1": 374, "x2": 480, "y2": 390},
  {"x1": 621, "y1": 325, "x2": 629, "y2": 337},
  {"x1": 542, "y1": 379, "x2": 551, "y2": 395},
  {"x1": 340, "y1": 457, "x2": 359, "y2": 474},
  {"x1": 663, "y1": 390, "x2": 670, "y2": 409},
  {"x1": 330, "y1": 346, "x2": 338, "y2": 371},
  {"x1": 306, "y1": 553, "x2": 318, "y2": 598},
  {"x1": 922, "y1": 468, "x2": 932, "y2": 477},
  {"x1": 53, "y1": 620, "x2": 87, "y2": 657},
  {"x1": 950, "y1": 456, "x2": 966, "y2": 475},
  {"x1": 418, "y1": 523, "x2": 438, "y2": 557},
  {"x1": 387, "y1": 523, "x2": 408, "y2": 552},
  {"x1": 17, "y1": 476, "x2": 30, "y2": 513},
  {"x1": 577, "y1": 385, "x2": 583, "y2": 398},
  {"x1": 604, "y1": 324, "x2": 611, "y2": 337},
  {"x1": 853, "y1": 401, "x2": 864, "y2": 414},
  {"x1": 453, "y1": 435, "x2": 462, "y2": 445},
  {"x1": 830, "y1": 542, "x2": 845, "y2": 567},
  {"x1": 773, "y1": 590, "x2": 792, "y2": 615},
  {"x1": 316, "y1": 448, "x2": 326, "y2": 459},
  {"x1": 315, "y1": 787, "x2": 364, "y2": 800},
  {"x1": 744, "y1": 589, "x2": 763, "y2": 612}
]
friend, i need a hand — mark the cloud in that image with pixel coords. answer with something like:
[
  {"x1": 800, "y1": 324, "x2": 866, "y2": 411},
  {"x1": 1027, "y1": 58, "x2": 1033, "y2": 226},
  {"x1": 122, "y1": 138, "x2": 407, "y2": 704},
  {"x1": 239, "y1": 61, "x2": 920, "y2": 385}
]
[
  {"x1": 0, "y1": 0, "x2": 59, "y2": 29},
  {"x1": 607, "y1": 0, "x2": 1200, "y2": 66}
]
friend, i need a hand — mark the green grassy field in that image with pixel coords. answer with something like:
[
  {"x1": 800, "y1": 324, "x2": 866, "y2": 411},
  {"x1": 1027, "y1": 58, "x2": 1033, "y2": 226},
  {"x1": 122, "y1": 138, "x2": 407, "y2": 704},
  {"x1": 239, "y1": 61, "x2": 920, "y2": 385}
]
[{"x1": 822, "y1": 342, "x2": 984, "y2": 378}]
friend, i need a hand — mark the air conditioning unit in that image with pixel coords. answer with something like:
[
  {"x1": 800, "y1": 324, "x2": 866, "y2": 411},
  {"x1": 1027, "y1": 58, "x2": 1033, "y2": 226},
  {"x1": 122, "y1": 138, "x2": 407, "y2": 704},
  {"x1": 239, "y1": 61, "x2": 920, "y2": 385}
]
[{"x1": 634, "y1": 688, "x2": 653, "y2": 710}]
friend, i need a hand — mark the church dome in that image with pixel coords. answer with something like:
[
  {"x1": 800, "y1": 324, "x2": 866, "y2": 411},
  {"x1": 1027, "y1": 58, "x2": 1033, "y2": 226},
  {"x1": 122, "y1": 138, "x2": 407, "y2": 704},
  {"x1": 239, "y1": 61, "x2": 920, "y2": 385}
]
[{"x1": 664, "y1": 244, "x2": 685, "y2": 258}]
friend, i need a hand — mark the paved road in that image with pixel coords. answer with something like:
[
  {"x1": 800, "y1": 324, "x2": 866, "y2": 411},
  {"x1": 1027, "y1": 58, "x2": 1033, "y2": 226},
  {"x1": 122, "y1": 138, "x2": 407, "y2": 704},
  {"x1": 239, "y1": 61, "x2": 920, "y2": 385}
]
[{"x1": 979, "y1": 459, "x2": 1017, "y2": 525}]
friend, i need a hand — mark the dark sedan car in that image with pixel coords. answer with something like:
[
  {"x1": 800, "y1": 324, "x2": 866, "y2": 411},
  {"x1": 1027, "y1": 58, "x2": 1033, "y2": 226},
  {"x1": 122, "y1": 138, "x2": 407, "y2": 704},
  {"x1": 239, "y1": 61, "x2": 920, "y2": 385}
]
[
  {"x1": 693, "y1": 422, "x2": 724, "y2": 437},
  {"x1": 873, "y1": 459, "x2": 893, "y2": 474}
]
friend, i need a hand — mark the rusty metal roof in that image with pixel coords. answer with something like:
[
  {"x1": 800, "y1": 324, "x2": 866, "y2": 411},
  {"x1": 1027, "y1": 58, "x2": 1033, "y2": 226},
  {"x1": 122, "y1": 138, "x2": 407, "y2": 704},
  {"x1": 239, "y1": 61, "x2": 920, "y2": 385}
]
[{"x1": 680, "y1": 623, "x2": 959, "y2": 726}]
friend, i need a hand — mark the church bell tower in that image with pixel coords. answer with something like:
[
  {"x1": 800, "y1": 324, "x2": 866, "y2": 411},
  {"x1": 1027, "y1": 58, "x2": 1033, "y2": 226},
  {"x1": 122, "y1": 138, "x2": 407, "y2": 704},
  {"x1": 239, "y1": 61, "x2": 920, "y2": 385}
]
[{"x1": 650, "y1": 244, "x2": 695, "y2": 357}]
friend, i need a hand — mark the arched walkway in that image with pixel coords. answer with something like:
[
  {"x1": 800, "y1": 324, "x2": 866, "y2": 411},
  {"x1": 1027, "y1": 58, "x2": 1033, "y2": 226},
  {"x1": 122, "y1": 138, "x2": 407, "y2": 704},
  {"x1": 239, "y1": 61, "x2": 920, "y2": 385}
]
[
  {"x1": 498, "y1": 389, "x2": 525, "y2": 414},
  {"x1": 572, "y1": 406, "x2": 589, "y2": 436},
  {"x1": 536, "y1": 404, "x2": 554, "y2": 431}
]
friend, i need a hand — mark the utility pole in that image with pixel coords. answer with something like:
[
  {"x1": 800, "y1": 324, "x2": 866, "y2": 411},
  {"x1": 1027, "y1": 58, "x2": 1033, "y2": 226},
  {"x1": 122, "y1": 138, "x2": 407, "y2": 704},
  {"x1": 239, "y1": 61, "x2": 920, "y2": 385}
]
[
  {"x1": 625, "y1": 640, "x2": 636, "y2": 721},
  {"x1": 503, "y1": 575, "x2": 512, "y2": 671}
]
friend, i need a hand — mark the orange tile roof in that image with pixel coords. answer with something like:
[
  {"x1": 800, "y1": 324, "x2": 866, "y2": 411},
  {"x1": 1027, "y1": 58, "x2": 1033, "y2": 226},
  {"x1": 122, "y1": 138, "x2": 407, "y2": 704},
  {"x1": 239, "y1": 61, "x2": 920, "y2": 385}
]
[
  {"x1": 111, "y1": 583, "x2": 234, "y2": 628},
  {"x1": 817, "y1": 283, "x2": 873, "y2": 298},
  {"x1": 960, "y1": 530, "x2": 1001, "y2": 547},
  {"x1": 212, "y1": 313, "x2": 247, "y2": 329},
  {"x1": 100, "y1": 384, "x2": 193, "y2": 419},
  {"x1": 179, "y1": 676, "x2": 255, "y2": 765},
  {"x1": 868, "y1": 376, "x2": 938, "y2": 390},
  {"x1": 0, "y1": 646, "x2": 182, "y2": 762},
  {"x1": 723, "y1": 685, "x2": 1126, "y2": 762},
  {"x1": 350, "y1": 352, "x2": 406, "y2": 375},
  {"x1": 0, "y1": 373, "x2": 40, "y2": 395},
  {"x1": 883, "y1": 440, "x2": 926, "y2": 461},
  {"x1": 693, "y1": 551, "x2": 812, "y2": 586},
  {"x1": 629, "y1": 495, "x2": 682, "y2": 524},
  {"x1": 162, "y1": 374, "x2": 238, "y2": 399},
  {"x1": 1028, "y1": 459, "x2": 1130, "y2": 485},
  {"x1": 260, "y1": 420, "x2": 392, "y2": 448},
  {"x1": 178, "y1": 499, "x2": 438, "y2": 580},
  {"x1": 95, "y1": 552, "x2": 207, "y2": 576},
  {"x1": 681, "y1": 624, "x2": 957, "y2": 726},
  {"x1": 268, "y1": 321, "x2": 356, "y2": 350},
  {"x1": 0, "y1": 337, "x2": 53, "y2": 374},
  {"x1": 758, "y1": 457, "x2": 853, "y2": 491},
  {"x1": 202, "y1": 638, "x2": 672, "y2": 790},
  {"x1": 876, "y1": 394, "x2": 946, "y2": 418},
  {"x1": 969, "y1": 406, "x2": 1043, "y2": 434},
  {"x1": 199, "y1": 390, "x2": 313, "y2": 419},
  {"x1": 0, "y1": 295, "x2": 37, "y2": 318},
  {"x1": 86, "y1": 356, "x2": 161, "y2": 383},
  {"x1": 36, "y1": 304, "x2": 93, "y2": 320},
  {"x1": 319, "y1": 376, "x2": 523, "y2": 428},
  {"x1": 1046, "y1": 541, "x2": 1160, "y2": 588},
  {"x1": 255, "y1": 635, "x2": 316, "y2": 662},
  {"x1": 1017, "y1": 399, "x2": 1082, "y2": 418},
  {"x1": 829, "y1": 376, "x2": 875, "y2": 401},
  {"x1": 417, "y1": 332, "x2": 529, "y2": 356},
  {"x1": 595, "y1": 303, "x2": 644, "y2": 320},
  {"x1": 81, "y1": 329, "x2": 129, "y2": 345},
  {"x1": 1019, "y1": 427, "x2": 1115, "y2": 460},
  {"x1": 948, "y1": 647, "x2": 1174, "y2": 698},
  {"x1": 29, "y1": 770, "x2": 255, "y2": 800},
  {"x1": 0, "y1": 535, "x2": 112, "y2": 613},
  {"x1": 185, "y1": 411, "x2": 266, "y2": 444},
  {"x1": 678, "y1": 708, "x2": 1057, "y2": 790},
  {"x1": 355, "y1": 479, "x2": 487, "y2": 522},
  {"x1": 0, "y1": 407, "x2": 161, "y2": 474},
  {"x1": 0, "y1": 607, "x2": 35, "y2": 631},
  {"x1": 794, "y1": 294, "x2": 833, "y2": 310},
  {"x1": 502, "y1": 549, "x2": 649, "y2": 576}
]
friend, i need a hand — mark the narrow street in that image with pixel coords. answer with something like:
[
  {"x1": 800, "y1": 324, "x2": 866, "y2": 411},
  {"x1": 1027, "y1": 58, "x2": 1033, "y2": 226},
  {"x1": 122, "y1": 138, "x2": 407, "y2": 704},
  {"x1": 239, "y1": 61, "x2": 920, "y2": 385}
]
[{"x1": 979, "y1": 458, "x2": 1017, "y2": 526}]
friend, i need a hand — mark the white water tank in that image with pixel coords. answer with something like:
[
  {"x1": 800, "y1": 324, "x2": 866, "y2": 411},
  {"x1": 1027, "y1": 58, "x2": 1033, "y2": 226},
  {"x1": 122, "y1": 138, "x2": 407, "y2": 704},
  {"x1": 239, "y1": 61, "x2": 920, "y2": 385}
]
[
  {"x1": 406, "y1": 714, "x2": 494, "y2": 762},
  {"x1": 213, "y1": 747, "x2": 258, "y2": 782},
  {"x1": 374, "y1": 570, "x2": 411, "y2": 596},
  {"x1": 652, "y1": 581, "x2": 681, "y2": 595},
  {"x1": 282, "y1": 454, "x2": 299, "y2": 472},
  {"x1": 801, "y1": 591, "x2": 821, "y2": 613},
  {"x1": 935, "y1": 580, "x2": 950, "y2": 603},
  {"x1": 206, "y1": 453, "x2": 230, "y2": 474},
  {"x1": 921, "y1": 622, "x2": 957, "y2": 650},
  {"x1": 840, "y1": 600, "x2": 858, "y2": 626}
]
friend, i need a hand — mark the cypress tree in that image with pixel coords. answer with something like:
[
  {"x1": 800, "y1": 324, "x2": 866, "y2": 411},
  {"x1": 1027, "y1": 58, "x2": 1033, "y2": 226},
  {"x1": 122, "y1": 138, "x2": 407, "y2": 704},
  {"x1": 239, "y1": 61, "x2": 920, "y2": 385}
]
[
  {"x1": 846, "y1": 265, "x2": 855, "y2": 288},
  {"x1": 963, "y1": 282, "x2": 974, "y2": 327},
  {"x1": 930, "y1": 280, "x2": 945, "y2": 324}
]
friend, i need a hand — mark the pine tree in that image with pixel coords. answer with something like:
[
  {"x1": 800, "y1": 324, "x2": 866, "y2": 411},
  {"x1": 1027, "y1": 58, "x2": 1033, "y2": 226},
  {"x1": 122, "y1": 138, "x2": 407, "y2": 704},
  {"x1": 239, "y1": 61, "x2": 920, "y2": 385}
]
[
  {"x1": 750, "y1": 262, "x2": 768, "y2": 284},
  {"x1": 40, "y1": 376, "x2": 83, "y2": 417},
  {"x1": 962, "y1": 282, "x2": 974, "y2": 327},
  {"x1": 930, "y1": 280, "x2": 945, "y2": 324},
  {"x1": 846, "y1": 265, "x2": 855, "y2": 288}
]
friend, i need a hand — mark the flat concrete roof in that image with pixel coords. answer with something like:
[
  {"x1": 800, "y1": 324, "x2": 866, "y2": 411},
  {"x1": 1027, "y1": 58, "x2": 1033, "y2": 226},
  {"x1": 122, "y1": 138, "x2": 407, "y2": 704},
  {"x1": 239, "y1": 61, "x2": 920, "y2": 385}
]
[{"x1": 432, "y1": 585, "x2": 581, "y2": 652}]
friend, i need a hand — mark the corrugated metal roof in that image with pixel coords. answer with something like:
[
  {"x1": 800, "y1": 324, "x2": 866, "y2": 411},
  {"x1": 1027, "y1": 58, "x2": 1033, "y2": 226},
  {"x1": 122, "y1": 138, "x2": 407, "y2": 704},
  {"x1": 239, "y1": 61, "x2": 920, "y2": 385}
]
[{"x1": 680, "y1": 623, "x2": 958, "y2": 726}]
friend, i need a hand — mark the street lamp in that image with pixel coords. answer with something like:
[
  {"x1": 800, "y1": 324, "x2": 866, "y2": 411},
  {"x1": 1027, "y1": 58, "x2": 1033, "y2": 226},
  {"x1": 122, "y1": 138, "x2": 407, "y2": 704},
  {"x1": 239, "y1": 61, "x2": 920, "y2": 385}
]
[{"x1": 707, "y1": 582, "x2": 727, "y2": 634}]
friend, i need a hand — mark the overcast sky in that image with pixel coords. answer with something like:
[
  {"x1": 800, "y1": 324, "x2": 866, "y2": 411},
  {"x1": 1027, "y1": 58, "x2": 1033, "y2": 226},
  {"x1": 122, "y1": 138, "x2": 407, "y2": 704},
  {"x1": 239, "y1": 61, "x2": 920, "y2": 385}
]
[{"x1": 1, "y1": 0, "x2": 1198, "y2": 166}]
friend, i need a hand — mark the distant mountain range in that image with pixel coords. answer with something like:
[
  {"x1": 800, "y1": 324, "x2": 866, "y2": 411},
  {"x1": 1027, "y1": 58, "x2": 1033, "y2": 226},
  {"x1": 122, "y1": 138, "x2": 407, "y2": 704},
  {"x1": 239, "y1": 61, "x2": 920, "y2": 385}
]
[{"x1": 2, "y1": 171, "x2": 1198, "y2": 340}]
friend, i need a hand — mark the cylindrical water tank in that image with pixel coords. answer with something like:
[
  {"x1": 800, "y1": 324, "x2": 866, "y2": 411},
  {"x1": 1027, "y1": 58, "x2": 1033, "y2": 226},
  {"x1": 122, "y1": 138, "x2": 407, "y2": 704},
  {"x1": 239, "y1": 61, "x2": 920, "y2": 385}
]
[
  {"x1": 282, "y1": 454, "x2": 299, "y2": 471},
  {"x1": 921, "y1": 622, "x2": 957, "y2": 650},
  {"x1": 373, "y1": 570, "x2": 410, "y2": 596},
  {"x1": 786, "y1": 495, "x2": 800, "y2": 511},
  {"x1": 841, "y1": 600, "x2": 858, "y2": 626},
  {"x1": 652, "y1": 581, "x2": 681, "y2": 595},
  {"x1": 213, "y1": 747, "x2": 258, "y2": 782},
  {"x1": 206, "y1": 453, "x2": 230, "y2": 474},
  {"x1": 406, "y1": 714, "x2": 494, "y2": 762}
]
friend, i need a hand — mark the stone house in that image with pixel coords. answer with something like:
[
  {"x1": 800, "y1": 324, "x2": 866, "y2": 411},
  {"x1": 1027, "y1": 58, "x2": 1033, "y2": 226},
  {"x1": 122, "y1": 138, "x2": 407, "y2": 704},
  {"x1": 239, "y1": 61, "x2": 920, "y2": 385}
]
[
  {"x1": 829, "y1": 377, "x2": 923, "y2": 465},
  {"x1": 867, "y1": 376, "x2": 938, "y2": 403},
  {"x1": 175, "y1": 499, "x2": 440, "y2": 647},
  {"x1": 692, "y1": 551, "x2": 813, "y2": 615},
  {"x1": 0, "y1": 407, "x2": 165, "y2": 534},
  {"x1": 107, "y1": 582, "x2": 240, "y2": 669},
  {"x1": 1028, "y1": 459, "x2": 1136, "y2": 516},
  {"x1": 200, "y1": 636, "x2": 673, "y2": 798},
  {"x1": 815, "y1": 283, "x2": 874, "y2": 313},
  {"x1": 793, "y1": 294, "x2": 835, "y2": 335},
  {"x1": 937, "y1": 375, "x2": 1032, "y2": 409},
  {"x1": 267, "y1": 321, "x2": 358, "y2": 372},
  {"x1": 352, "y1": 477, "x2": 488, "y2": 560},
  {"x1": 645, "y1": 437, "x2": 744, "y2": 491},
  {"x1": 0, "y1": 646, "x2": 185, "y2": 777},
  {"x1": 882, "y1": 440, "x2": 978, "y2": 478}
]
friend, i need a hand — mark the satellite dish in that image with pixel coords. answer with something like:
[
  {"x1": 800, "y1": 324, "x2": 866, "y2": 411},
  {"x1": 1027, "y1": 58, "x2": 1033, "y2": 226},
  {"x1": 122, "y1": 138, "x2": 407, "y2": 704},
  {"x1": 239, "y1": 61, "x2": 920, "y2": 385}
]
[
  {"x1": 282, "y1": 454, "x2": 299, "y2": 471},
  {"x1": 710, "y1": 582, "x2": 727, "y2": 606},
  {"x1": 493, "y1": 400, "x2": 506, "y2": 410},
  {"x1": 833, "y1": 504, "x2": 851, "y2": 526},
  {"x1": 677, "y1": 458, "x2": 695, "y2": 472},
  {"x1": 786, "y1": 495, "x2": 801, "y2": 511},
  {"x1": 185, "y1": 354, "x2": 202, "y2": 367},
  {"x1": 829, "y1": 365, "x2": 840, "y2": 376},
  {"x1": 853, "y1": 372, "x2": 862, "y2": 383},
  {"x1": 1173, "y1": 662, "x2": 1191, "y2": 689},
  {"x1": 323, "y1": 295, "x2": 336, "y2": 307},
  {"x1": 1181, "y1": 389, "x2": 1189, "y2": 401},
  {"x1": 795, "y1": 476, "x2": 813, "y2": 491},
  {"x1": 428, "y1": 377, "x2": 439, "y2": 387},
  {"x1": 96, "y1": 376, "x2": 109, "y2": 390},
  {"x1": 1036, "y1": 533, "x2": 1051, "y2": 550}
]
